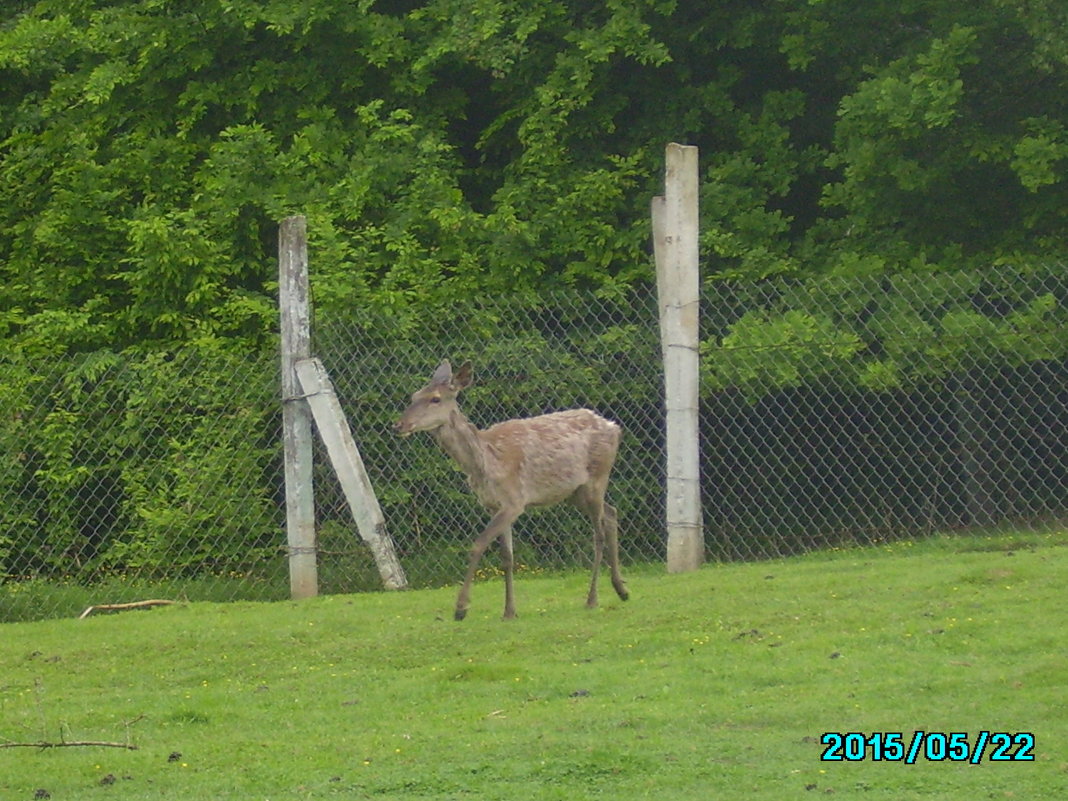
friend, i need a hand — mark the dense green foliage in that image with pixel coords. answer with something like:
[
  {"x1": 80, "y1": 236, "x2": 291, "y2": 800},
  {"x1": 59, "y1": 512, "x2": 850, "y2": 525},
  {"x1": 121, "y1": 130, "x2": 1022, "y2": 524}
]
[
  {"x1": 2, "y1": 0, "x2": 1068, "y2": 353},
  {"x1": 2, "y1": 2, "x2": 1067, "y2": 587},
  {"x1": 0, "y1": 344, "x2": 282, "y2": 582}
]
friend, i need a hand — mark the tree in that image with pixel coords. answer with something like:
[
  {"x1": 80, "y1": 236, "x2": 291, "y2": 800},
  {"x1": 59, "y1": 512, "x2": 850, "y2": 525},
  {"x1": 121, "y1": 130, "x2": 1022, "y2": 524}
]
[{"x1": 0, "y1": 0, "x2": 1065, "y2": 356}]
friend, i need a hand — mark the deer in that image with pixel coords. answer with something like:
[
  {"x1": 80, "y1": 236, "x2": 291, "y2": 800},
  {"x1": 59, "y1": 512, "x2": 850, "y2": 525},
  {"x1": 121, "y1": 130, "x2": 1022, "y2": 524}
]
[{"x1": 394, "y1": 360, "x2": 629, "y2": 620}]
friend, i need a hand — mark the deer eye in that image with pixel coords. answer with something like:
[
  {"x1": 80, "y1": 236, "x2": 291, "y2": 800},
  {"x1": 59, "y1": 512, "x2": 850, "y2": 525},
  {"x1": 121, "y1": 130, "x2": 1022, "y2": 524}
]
[{"x1": 430, "y1": 397, "x2": 441, "y2": 404}]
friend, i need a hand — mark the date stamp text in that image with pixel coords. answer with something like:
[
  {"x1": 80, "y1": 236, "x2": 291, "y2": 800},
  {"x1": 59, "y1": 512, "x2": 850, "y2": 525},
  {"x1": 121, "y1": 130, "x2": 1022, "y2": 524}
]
[{"x1": 819, "y1": 731, "x2": 1035, "y2": 764}]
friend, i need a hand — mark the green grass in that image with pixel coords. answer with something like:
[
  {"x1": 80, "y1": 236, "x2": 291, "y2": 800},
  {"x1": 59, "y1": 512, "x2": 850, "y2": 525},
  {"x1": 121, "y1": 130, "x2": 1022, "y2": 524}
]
[
  {"x1": 2, "y1": 530, "x2": 1066, "y2": 800},
  {"x1": 0, "y1": 573, "x2": 291, "y2": 623}
]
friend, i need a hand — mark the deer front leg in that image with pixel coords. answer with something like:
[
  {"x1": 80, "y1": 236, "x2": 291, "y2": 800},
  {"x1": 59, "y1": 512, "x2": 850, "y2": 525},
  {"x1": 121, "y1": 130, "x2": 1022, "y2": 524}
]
[
  {"x1": 455, "y1": 508, "x2": 520, "y2": 621},
  {"x1": 499, "y1": 526, "x2": 516, "y2": 620}
]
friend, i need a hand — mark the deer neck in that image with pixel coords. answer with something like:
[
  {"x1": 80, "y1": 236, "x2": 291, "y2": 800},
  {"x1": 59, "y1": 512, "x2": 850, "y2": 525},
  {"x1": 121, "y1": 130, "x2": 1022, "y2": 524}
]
[{"x1": 432, "y1": 408, "x2": 487, "y2": 481}]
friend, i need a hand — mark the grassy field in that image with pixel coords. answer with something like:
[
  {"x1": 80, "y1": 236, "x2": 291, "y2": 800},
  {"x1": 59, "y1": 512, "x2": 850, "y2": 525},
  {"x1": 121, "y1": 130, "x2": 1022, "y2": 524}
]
[{"x1": 1, "y1": 529, "x2": 1066, "y2": 800}]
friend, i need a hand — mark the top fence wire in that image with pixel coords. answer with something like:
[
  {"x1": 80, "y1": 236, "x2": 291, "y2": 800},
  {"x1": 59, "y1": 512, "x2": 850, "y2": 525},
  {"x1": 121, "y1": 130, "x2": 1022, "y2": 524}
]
[{"x1": 2, "y1": 268, "x2": 1066, "y2": 622}]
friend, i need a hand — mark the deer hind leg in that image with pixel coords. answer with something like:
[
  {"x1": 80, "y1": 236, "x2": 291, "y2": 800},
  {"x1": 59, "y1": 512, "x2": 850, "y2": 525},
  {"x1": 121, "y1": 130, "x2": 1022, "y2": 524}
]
[
  {"x1": 572, "y1": 485, "x2": 606, "y2": 609},
  {"x1": 587, "y1": 510, "x2": 606, "y2": 609},
  {"x1": 455, "y1": 507, "x2": 520, "y2": 621},
  {"x1": 602, "y1": 502, "x2": 628, "y2": 601}
]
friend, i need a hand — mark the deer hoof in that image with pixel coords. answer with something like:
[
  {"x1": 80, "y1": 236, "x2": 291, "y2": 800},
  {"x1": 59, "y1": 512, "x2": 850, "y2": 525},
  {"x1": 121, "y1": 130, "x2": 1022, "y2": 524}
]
[{"x1": 454, "y1": 608, "x2": 468, "y2": 621}]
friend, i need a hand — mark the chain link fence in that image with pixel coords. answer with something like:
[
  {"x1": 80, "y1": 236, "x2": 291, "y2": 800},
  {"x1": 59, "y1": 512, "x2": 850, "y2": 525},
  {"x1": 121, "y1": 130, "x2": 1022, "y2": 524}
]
[
  {"x1": 3, "y1": 268, "x2": 1067, "y2": 622},
  {"x1": 312, "y1": 290, "x2": 666, "y2": 594},
  {"x1": 0, "y1": 345, "x2": 288, "y2": 622}
]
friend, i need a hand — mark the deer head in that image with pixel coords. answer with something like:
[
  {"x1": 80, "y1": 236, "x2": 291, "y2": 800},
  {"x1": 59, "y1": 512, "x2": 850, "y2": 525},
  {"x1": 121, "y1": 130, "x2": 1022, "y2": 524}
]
[{"x1": 394, "y1": 359, "x2": 474, "y2": 437}]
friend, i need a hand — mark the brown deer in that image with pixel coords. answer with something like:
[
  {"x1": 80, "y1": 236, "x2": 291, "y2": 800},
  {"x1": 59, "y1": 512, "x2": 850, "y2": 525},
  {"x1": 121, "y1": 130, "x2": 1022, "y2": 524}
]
[{"x1": 394, "y1": 360, "x2": 629, "y2": 620}]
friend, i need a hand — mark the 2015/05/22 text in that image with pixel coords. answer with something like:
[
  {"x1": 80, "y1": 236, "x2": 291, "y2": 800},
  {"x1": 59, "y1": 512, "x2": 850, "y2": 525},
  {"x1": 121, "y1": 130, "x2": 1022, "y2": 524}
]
[{"x1": 820, "y1": 732, "x2": 1035, "y2": 764}]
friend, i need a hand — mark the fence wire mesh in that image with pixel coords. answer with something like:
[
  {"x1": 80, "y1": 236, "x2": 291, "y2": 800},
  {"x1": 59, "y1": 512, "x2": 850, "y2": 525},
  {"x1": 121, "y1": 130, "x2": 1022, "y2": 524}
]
[
  {"x1": 3, "y1": 268, "x2": 1066, "y2": 622},
  {"x1": 0, "y1": 346, "x2": 288, "y2": 622}
]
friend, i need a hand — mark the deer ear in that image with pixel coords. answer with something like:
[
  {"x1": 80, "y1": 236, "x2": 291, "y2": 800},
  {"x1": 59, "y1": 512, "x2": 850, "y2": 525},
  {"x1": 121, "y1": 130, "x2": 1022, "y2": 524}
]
[
  {"x1": 452, "y1": 361, "x2": 474, "y2": 391},
  {"x1": 430, "y1": 360, "x2": 452, "y2": 385}
]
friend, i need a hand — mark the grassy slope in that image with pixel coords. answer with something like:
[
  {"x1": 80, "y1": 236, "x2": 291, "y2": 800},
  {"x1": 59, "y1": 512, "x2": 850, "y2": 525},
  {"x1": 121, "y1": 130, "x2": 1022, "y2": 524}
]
[{"x1": 1, "y1": 532, "x2": 1066, "y2": 800}]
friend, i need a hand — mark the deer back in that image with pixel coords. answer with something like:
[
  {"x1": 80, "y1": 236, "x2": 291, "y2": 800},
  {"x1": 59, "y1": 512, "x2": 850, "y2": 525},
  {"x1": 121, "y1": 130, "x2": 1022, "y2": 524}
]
[{"x1": 477, "y1": 409, "x2": 621, "y2": 510}]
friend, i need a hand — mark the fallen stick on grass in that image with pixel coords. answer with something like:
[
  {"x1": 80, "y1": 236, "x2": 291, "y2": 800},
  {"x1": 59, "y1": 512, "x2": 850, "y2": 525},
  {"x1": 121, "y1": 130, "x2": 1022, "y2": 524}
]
[
  {"x1": 0, "y1": 740, "x2": 138, "y2": 751},
  {"x1": 78, "y1": 600, "x2": 175, "y2": 619}
]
